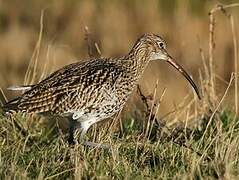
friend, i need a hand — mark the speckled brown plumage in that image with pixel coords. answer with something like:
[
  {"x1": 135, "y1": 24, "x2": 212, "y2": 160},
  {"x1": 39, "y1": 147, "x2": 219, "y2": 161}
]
[{"x1": 3, "y1": 33, "x2": 200, "y2": 145}]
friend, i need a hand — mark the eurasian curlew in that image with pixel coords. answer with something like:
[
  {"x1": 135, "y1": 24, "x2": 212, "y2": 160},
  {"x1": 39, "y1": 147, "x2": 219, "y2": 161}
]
[{"x1": 3, "y1": 33, "x2": 201, "y2": 146}]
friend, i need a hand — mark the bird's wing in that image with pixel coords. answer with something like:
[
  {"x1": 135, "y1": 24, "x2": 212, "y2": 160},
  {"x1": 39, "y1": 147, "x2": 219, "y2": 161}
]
[{"x1": 4, "y1": 59, "x2": 124, "y2": 114}]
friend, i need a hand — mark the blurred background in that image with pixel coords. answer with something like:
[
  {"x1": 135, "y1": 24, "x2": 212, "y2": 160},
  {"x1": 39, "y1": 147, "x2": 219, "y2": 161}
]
[{"x1": 0, "y1": 0, "x2": 238, "y2": 120}]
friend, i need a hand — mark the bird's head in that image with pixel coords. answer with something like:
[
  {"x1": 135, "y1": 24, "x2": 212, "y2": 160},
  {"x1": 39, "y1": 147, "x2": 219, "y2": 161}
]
[{"x1": 132, "y1": 33, "x2": 201, "y2": 99}]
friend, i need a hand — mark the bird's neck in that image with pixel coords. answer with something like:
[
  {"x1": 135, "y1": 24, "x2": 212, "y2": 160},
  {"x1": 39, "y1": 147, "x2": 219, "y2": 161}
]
[{"x1": 119, "y1": 49, "x2": 151, "y2": 79}]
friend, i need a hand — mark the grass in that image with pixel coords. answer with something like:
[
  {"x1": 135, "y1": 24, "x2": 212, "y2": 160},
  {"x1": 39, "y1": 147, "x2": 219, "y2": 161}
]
[
  {"x1": 0, "y1": 2, "x2": 239, "y2": 179},
  {"x1": 0, "y1": 109, "x2": 239, "y2": 179}
]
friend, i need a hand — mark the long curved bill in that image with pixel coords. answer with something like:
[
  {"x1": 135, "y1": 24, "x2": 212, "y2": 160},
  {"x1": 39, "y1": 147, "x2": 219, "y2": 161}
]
[{"x1": 166, "y1": 55, "x2": 201, "y2": 99}]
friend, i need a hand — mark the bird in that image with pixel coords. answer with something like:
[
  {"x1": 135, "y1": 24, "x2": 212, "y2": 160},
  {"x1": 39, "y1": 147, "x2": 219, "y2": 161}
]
[{"x1": 3, "y1": 33, "x2": 201, "y2": 146}]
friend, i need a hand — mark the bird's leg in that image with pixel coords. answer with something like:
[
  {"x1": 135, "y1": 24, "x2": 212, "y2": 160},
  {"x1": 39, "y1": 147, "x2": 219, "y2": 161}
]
[
  {"x1": 79, "y1": 126, "x2": 88, "y2": 142},
  {"x1": 68, "y1": 118, "x2": 78, "y2": 145},
  {"x1": 80, "y1": 120, "x2": 110, "y2": 149},
  {"x1": 83, "y1": 141, "x2": 110, "y2": 149},
  {"x1": 70, "y1": 112, "x2": 111, "y2": 149}
]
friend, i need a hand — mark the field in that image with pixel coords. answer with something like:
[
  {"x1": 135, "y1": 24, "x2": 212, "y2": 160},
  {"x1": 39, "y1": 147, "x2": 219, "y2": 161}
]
[{"x1": 0, "y1": 0, "x2": 239, "y2": 179}]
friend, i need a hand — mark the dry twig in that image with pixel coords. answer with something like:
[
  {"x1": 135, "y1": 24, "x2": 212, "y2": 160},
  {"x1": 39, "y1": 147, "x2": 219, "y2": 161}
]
[
  {"x1": 84, "y1": 26, "x2": 101, "y2": 58},
  {"x1": 136, "y1": 85, "x2": 211, "y2": 161}
]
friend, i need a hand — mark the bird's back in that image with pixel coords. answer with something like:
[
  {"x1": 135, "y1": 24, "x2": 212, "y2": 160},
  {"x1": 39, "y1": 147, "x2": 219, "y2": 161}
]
[{"x1": 4, "y1": 58, "x2": 134, "y2": 117}]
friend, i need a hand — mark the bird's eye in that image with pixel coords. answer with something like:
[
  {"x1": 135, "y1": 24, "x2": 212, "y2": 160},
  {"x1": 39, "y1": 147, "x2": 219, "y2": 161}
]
[{"x1": 158, "y1": 42, "x2": 165, "y2": 49}]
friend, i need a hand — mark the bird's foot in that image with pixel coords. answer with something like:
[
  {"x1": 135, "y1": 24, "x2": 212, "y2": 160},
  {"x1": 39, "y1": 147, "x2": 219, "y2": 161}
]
[{"x1": 83, "y1": 141, "x2": 111, "y2": 149}]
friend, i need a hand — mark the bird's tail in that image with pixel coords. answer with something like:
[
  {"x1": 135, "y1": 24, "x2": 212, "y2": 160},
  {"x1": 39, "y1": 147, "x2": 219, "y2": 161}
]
[
  {"x1": 1, "y1": 84, "x2": 31, "y2": 113},
  {"x1": 2, "y1": 97, "x2": 20, "y2": 113}
]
